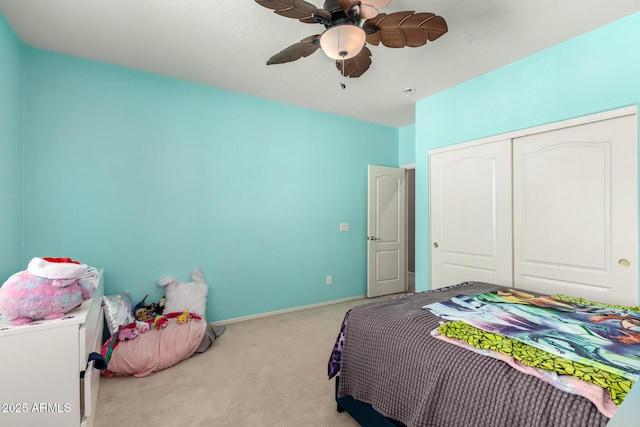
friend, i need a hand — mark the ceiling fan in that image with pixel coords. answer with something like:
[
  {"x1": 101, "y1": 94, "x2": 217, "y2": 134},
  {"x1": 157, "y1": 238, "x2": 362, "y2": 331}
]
[{"x1": 255, "y1": 0, "x2": 448, "y2": 78}]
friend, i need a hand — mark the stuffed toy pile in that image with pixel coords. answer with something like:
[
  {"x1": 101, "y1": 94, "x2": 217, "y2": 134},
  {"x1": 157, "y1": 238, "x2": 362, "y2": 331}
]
[{"x1": 0, "y1": 257, "x2": 93, "y2": 325}]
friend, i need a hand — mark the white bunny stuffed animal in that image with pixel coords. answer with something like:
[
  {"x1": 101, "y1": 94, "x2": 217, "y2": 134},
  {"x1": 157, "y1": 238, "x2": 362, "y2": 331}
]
[{"x1": 157, "y1": 268, "x2": 208, "y2": 319}]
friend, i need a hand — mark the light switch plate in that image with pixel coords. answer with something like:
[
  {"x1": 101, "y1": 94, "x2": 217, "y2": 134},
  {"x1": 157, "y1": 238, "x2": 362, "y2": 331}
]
[{"x1": 339, "y1": 223, "x2": 350, "y2": 232}]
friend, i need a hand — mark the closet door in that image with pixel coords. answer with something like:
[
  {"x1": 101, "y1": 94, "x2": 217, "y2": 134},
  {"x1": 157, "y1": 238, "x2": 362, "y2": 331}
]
[
  {"x1": 430, "y1": 139, "x2": 513, "y2": 289},
  {"x1": 513, "y1": 114, "x2": 638, "y2": 305}
]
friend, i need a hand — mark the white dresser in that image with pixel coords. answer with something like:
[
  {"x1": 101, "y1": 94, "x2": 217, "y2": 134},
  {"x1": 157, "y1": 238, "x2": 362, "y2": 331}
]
[{"x1": 0, "y1": 271, "x2": 104, "y2": 427}]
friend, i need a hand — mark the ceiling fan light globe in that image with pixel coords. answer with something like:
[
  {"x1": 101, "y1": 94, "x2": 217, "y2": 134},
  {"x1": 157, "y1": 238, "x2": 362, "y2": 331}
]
[{"x1": 320, "y1": 25, "x2": 366, "y2": 60}]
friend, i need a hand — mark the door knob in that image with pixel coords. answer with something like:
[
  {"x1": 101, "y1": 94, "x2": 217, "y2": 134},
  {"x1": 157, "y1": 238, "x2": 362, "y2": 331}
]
[
  {"x1": 619, "y1": 259, "x2": 631, "y2": 268},
  {"x1": 368, "y1": 236, "x2": 380, "y2": 241},
  {"x1": 433, "y1": 242, "x2": 439, "y2": 248}
]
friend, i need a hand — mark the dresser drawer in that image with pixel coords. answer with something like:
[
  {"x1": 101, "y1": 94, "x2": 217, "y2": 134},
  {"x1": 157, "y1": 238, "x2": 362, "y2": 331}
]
[{"x1": 80, "y1": 305, "x2": 103, "y2": 426}]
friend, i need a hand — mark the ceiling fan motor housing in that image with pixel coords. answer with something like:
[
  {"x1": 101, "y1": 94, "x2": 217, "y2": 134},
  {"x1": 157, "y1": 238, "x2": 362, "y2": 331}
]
[
  {"x1": 316, "y1": 0, "x2": 361, "y2": 28},
  {"x1": 324, "y1": 0, "x2": 348, "y2": 15}
]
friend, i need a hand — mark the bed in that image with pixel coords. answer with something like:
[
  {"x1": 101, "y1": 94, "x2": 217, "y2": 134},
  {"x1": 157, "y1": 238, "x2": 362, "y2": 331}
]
[{"x1": 328, "y1": 281, "x2": 639, "y2": 427}]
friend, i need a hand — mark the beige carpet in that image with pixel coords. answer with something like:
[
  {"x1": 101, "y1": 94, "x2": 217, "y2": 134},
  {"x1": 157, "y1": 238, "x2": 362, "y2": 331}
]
[{"x1": 94, "y1": 296, "x2": 392, "y2": 427}]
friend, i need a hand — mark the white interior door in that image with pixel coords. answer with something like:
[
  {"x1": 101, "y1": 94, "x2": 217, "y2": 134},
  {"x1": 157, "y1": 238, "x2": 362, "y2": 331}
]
[
  {"x1": 367, "y1": 165, "x2": 406, "y2": 297},
  {"x1": 513, "y1": 114, "x2": 638, "y2": 305},
  {"x1": 430, "y1": 140, "x2": 513, "y2": 289}
]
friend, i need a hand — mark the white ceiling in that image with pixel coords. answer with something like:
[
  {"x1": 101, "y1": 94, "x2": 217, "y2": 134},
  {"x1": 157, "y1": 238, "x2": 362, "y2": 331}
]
[{"x1": 1, "y1": 0, "x2": 640, "y2": 128}]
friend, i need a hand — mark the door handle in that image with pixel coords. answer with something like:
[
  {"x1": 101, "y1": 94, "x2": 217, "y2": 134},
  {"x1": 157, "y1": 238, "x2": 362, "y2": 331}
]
[
  {"x1": 368, "y1": 236, "x2": 380, "y2": 241},
  {"x1": 619, "y1": 258, "x2": 631, "y2": 268}
]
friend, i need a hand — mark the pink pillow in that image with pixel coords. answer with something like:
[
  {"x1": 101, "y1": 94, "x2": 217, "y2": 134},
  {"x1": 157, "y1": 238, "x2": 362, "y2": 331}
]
[{"x1": 105, "y1": 319, "x2": 206, "y2": 377}]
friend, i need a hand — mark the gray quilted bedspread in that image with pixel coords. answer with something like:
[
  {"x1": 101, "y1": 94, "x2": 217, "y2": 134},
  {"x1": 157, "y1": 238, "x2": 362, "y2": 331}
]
[{"x1": 337, "y1": 282, "x2": 609, "y2": 427}]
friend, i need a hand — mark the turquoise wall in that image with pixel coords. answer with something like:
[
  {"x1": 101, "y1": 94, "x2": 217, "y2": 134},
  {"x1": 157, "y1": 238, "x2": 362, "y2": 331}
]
[
  {"x1": 21, "y1": 48, "x2": 398, "y2": 322},
  {"x1": 398, "y1": 124, "x2": 415, "y2": 165},
  {"x1": 415, "y1": 12, "x2": 640, "y2": 292},
  {"x1": 0, "y1": 14, "x2": 23, "y2": 280}
]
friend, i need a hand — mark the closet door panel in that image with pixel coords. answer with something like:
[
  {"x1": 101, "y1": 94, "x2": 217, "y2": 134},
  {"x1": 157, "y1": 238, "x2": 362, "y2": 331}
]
[
  {"x1": 519, "y1": 275, "x2": 611, "y2": 303},
  {"x1": 519, "y1": 142, "x2": 608, "y2": 268},
  {"x1": 513, "y1": 115, "x2": 638, "y2": 305},
  {"x1": 442, "y1": 264, "x2": 497, "y2": 287},
  {"x1": 430, "y1": 139, "x2": 513, "y2": 289}
]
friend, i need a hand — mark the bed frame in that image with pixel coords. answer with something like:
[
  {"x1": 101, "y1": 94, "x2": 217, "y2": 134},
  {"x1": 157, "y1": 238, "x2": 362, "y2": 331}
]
[{"x1": 335, "y1": 375, "x2": 404, "y2": 427}]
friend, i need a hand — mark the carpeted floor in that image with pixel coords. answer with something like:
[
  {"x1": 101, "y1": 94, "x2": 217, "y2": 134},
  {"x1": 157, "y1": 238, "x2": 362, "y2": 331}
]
[{"x1": 94, "y1": 296, "x2": 391, "y2": 427}]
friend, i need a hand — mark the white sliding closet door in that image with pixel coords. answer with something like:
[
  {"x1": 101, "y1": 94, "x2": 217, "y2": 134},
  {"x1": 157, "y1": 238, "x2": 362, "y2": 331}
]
[
  {"x1": 513, "y1": 114, "x2": 638, "y2": 305},
  {"x1": 430, "y1": 140, "x2": 513, "y2": 289}
]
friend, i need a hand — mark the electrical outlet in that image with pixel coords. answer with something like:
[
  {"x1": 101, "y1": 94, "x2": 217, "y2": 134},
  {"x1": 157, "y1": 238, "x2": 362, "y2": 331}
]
[{"x1": 326, "y1": 275, "x2": 332, "y2": 285}]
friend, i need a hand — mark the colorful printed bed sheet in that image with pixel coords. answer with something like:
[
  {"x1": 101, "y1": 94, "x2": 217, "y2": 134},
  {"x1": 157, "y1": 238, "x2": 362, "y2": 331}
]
[
  {"x1": 423, "y1": 290, "x2": 640, "y2": 381},
  {"x1": 436, "y1": 320, "x2": 632, "y2": 409},
  {"x1": 432, "y1": 327, "x2": 618, "y2": 417}
]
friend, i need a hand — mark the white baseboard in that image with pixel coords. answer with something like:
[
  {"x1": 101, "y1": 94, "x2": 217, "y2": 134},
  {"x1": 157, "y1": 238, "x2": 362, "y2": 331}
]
[{"x1": 210, "y1": 295, "x2": 366, "y2": 326}]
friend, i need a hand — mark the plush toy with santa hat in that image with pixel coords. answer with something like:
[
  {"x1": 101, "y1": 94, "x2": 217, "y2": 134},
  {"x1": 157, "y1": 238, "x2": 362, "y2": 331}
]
[{"x1": 0, "y1": 257, "x2": 92, "y2": 325}]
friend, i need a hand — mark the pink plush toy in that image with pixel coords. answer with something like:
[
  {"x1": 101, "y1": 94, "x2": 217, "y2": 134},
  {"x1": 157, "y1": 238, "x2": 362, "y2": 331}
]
[
  {"x1": 0, "y1": 258, "x2": 92, "y2": 326},
  {"x1": 135, "y1": 321, "x2": 150, "y2": 333},
  {"x1": 117, "y1": 327, "x2": 139, "y2": 341}
]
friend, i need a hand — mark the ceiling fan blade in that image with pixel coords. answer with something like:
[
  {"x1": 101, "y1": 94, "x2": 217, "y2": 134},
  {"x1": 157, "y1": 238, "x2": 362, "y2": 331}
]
[
  {"x1": 335, "y1": 46, "x2": 372, "y2": 78},
  {"x1": 359, "y1": 5, "x2": 379, "y2": 19},
  {"x1": 266, "y1": 35, "x2": 321, "y2": 65},
  {"x1": 365, "y1": 0, "x2": 390, "y2": 7},
  {"x1": 365, "y1": 11, "x2": 448, "y2": 48},
  {"x1": 256, "y1": 0, "x2": 331, "y2": 23}
]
